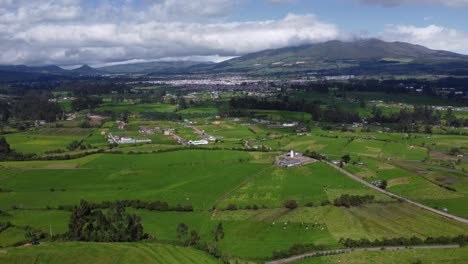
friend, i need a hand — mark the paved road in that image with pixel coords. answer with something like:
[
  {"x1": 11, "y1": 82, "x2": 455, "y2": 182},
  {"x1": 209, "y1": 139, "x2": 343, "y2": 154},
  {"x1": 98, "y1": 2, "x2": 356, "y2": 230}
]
[
  {"x1": 265, "y1": 245, "x2": 460, "y2": 264},
  {"x1": 325, "y1": 162, "x2": 468, "y2": 224}
]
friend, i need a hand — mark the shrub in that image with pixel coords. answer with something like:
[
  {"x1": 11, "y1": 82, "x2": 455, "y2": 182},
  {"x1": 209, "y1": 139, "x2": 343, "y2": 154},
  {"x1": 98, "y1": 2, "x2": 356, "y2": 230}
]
[
  {"x1": 226, "y1": 204, "x2": 238, "y2": 210},
  {"x1": 284, "y1": 200, "x2": 298, "y2": 210}
]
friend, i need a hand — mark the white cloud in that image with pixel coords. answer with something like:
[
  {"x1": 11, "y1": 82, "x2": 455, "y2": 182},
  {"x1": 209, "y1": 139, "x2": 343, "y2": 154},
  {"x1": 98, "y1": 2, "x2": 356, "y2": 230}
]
[
  {"x1": 358, "y1": 0, "x2": 468, "y2": 8},
  {"x1": 0, "y1": 0, "x2": 340, "y2": 66},
  {"x1": 380, "y1": 24, "x2": 468, "y2": 54}
]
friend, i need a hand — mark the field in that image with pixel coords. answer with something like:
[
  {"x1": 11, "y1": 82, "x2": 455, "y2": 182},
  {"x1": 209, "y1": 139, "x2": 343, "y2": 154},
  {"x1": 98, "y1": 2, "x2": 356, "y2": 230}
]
[
  {"x1": 94, "y1": 102, "x2": 177, "y2": 113},
  {"x1": 0, "y1": 242, "x2": 220, "y2": 264},
  {"x1": 297, "y1": 247, "x2": 468, "y2": 264},
  {"x1": 0, "y1": 148, "x2": 467, "y2": 260},
  {"x1": 0, "y1": 90, "x2": 467, "y2": 263},
  {"x1": 3, "y1": 128, "x2": 92, "y2": 154}
]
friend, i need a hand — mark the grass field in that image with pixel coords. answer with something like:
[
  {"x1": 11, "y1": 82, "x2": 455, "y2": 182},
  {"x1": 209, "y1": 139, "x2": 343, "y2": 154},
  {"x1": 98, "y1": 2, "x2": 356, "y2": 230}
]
[
  {"x1": 297, "y1": 247, "x2": 468, "y2": 264},
  {"x1": 0, "y1": 242, "x2": 220, "y2": 264},
  {"x1": 94, "y1": 103, "x2": 177, "y2": 113},
  {"x1": 0, "y1": 108, "x2": 467, "y2": 263},
  {"x1": 3, "y1": 128, "x2": 93, "y2": 154}
]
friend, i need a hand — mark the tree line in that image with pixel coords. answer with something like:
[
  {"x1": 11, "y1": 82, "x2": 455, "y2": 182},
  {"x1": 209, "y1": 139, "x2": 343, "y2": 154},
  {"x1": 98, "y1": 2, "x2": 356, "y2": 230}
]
[
  {"x1": 339, "y1": 235, "x2": 468, "y2": 248},
  {"x1": 58, "y1": 199, "x2": 193, "y2": 212}
]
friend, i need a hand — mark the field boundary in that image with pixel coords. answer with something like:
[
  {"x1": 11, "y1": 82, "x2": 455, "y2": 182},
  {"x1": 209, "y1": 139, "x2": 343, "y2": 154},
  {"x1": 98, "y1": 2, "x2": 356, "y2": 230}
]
[
  {"x1": 265, "y1": 244, "x2": 461, "y2": 264},
  {"x1": 325, "y1": 161, "x2": 468, "y2": 224}
]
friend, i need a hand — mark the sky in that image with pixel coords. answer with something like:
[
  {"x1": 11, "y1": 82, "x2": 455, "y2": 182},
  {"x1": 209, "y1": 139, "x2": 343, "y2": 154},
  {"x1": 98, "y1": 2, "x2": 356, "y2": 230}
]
[{"x1": 0, "y1": 0, "x2": 467, "y2": 67}]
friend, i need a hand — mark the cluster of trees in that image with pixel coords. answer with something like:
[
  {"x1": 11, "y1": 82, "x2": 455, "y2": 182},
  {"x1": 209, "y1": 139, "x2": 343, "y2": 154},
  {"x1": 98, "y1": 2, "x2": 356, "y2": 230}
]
[
  {"x1": 303, "y1": 150, "x2": 324, "y2": 160},
  {"x1": 339, "y1": 235, "x2": 468, "y2": 248},
  {"x1": 223, "y1": 204, "x2": 266, "y2": 211},
  {"x1": 68, "y1": 200, "x2": 145, "y2": 242},
  {"x1": 226, "y1": 97, "x2": 360, "y2": 124},
  {"x1": 176, "y1": 222, "x2": 226, "y2": 260},
  {"x1": 59, "y1": 199, "x2": 193, "y2": 212},
  {"x1": 176, "y1": 223, "x2": 201, "y2": 246},
  {"x1": 65, "y1": 81, "x2": 130, "y2": 96},
  {"x1": 0, "y1": 137, "x2": 35, "y2": 161},
  {"x1": 71, "y1": 96, "x2": 103, "y2": 111},
  {"x1": 0, "y1": 221, "x2": 12, "y2": 233},
  {"x1": 272, "y1": 243, "x2": 326, "y2": 259},
  {"x1": 11, "y1": 93, "x2": 62, "y2": 122},
  {"x1": 25, "y1": 226, "x2": 48, "y2": 243},
  {"x1": 333, "y1": 194, "x2": 375, "y2": 208},
  {"x1": 225, "y1": 92, "x2": 467, "y2": 129}
]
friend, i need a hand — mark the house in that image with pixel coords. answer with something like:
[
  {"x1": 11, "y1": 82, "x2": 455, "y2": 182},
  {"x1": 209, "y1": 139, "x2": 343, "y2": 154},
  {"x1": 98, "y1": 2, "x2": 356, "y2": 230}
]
[
  {"x1": 188, "y1": 140, "x2": 209, "y2": 145},
  {"x1": 163, "y1": 129, "x2": 174, "y2": 136}
]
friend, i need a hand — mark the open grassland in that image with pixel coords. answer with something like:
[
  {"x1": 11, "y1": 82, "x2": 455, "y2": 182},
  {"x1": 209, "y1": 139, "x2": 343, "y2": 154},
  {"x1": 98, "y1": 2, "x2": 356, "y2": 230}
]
[
  {"x1": 344, "y1": 157, "x2": 468, "y2": 218},
  {"x1": 94, "y1": 103, "x2": 177, "y2": 113},
  {"x1": 252, "y1": 110, "x2": 312, "y2": 122},
  {"x1": 218, "y1": 162, "x2": 391, "y2": 209},
  {"x1": 296, "y1": 247, "x2": 468, "y2": 264},
  {"x1": 177, "y1": 107, "x2": 219, "y2": 114},
  {"x1": 0, "y1": 242, "x2": 220, "y2": 264},
  {"x1": 0, "y1": 119, "x2": 466, "y2": 262},
  {"x1": 0, "y1": 151, "x2": 269, "y2": 210},
  {"x1": 3, "y1": 128, "x2": 93, "y2": 154}
]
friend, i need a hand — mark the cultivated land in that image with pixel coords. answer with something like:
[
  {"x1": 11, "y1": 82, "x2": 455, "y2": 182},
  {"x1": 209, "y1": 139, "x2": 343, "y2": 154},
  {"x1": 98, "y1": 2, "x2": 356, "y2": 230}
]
[
  {"x1": 0, "y1": 84, "x2": 467, "y2": 263},
  {"x1": 0, "y1": 242, "x2": 220, "y2": 264}
]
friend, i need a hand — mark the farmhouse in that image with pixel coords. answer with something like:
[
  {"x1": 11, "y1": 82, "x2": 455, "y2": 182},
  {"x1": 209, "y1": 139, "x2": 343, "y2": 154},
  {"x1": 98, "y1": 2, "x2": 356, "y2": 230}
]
[
  {"x1": 108, "y1": 134, "x2": 152, "y2": 144},
  {"x1": 188, "y1": 140, "x2": 209, "y2": 145},
  {"x1": 275, "y1": 150, "x2": 317, "y2": 168}
]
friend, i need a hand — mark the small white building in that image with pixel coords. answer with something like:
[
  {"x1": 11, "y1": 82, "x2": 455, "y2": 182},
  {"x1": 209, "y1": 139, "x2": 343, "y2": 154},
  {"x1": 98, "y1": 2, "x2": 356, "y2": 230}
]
[{"x1": 189, "y1": 140, "x2": 209, "y2": 145}]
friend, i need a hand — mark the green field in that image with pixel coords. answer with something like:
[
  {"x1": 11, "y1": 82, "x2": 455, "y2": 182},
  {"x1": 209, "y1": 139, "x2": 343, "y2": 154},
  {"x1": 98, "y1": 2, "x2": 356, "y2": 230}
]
[
  {"x1": 0, "y1": 242, "x2": 220, "y2": 264},
  {"x1": 0, "y1": 149, "x2": 466, "y2": 259},
  {"x1": 0, "y1": 91, "x2": 467, "y2": 263},
  {"x1": 3, "y1": 128, "x2": 93, "y2": 154},
  {"x1": 297, "y1": 247, "x2": 468, "y2": 264},
  {"x1": 94, "y1": 103, "x2": 177, "y2": 113}
]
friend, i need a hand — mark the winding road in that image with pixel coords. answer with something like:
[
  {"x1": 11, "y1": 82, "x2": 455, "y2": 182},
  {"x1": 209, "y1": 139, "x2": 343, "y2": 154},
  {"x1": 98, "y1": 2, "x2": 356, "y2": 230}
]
[{"x1": 325, "y1": 162, "x2": 468, "y2": 224}]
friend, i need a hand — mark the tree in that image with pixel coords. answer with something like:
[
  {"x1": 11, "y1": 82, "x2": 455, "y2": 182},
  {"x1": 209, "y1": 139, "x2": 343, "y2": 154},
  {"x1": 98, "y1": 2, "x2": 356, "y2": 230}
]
[
  {"x1": 178, "y1": 97, "x2": 188, "y2": 110},
  {"x1": 213, "y1": 223, "x2": 224, "y2": 242},
  {"x1": 0, "y1": 137, "x2": 11, "y2": 155},
  {"x1": 25, "y1": 227, "x2": 47, "y2": 242},
  {"x1": 188, "y1": 230, "x2": 200, "y2": 246},
  {"x1": 380, "y1": 180, "x2": 388, "y2": 190},
  {"x1": 284, "y1": 200, "x2": 298, "y2": 210},
  {"x1": 177, "y1": 223, "x2": 189, "y2": 242},
  {"x1": 341, "y1": 154, "x2": 351, "y2": 164}
]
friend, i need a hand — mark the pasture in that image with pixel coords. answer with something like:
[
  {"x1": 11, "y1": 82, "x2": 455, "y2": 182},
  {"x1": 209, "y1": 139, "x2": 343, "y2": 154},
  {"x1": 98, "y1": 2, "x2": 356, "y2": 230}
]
[
  {"x1": 0, "y1": 242, "x2": 220, "y2": 264},
  {"x1": 297, "y1": 247, "x2": 468, "y2": 264},
  {"x1": 3, "y1": 128, "x2": 93, "y2": 154}
]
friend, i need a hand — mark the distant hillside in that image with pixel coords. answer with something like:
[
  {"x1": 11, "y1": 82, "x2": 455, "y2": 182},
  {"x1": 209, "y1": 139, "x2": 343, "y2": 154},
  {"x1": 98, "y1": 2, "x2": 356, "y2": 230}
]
[
  {"x1": 196, "y1": 39, "x2": 468, "y2": 75},
  {"x1": 71, "y1": 65, "x2": 102, "y2": 75},
  {"x1": 0, "y1": 65, "x2": 67, "y2": 74},
  {"x1": 1, "y1": 39, "x2": 468, "y2": 81},
  {"x1": 98, "y1": 61, "x2": 214, "y2": 74}
]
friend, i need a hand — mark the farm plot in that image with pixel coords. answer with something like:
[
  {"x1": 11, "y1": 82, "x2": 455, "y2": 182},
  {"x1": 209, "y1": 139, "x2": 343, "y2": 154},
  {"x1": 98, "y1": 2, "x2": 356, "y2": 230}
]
[
  {"x1": 0, "y1": 151, "x2": 269, "y2": 211},
  {"x1": 3, "y1": 128, "x2": 93, "y2": 154},
  {"x1": 0, "y1": 242, "x2": 220, "y2": 264},
  {"x1": 218, "y1": 162, "x2": 391, "y2": 209}
]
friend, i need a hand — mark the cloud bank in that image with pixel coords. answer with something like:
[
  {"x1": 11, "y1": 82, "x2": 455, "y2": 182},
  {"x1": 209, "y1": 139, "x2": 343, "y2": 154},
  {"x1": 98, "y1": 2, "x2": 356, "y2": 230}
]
[
  {"x1": 358, "y1": 0, "x2": 468, "y2": 8},
  {"x1": 0, "y1": 0, "x2": 340, "y2": 65},
  {"x1": 0, "y1": 0, "x2": 467, "y2": 66}
]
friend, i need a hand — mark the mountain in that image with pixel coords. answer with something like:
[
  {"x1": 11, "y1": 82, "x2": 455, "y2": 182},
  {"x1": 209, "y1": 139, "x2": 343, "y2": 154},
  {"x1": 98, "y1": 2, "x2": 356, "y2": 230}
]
[
  {"x1": 1, "y1": 39, "x2": 468, "y2": 81},
  {"x1": 196, "y1": 39, "x2": 468, "y2": 75},
  {"x1": 71, "y1": 65, "x2": 102, "y2": 75},
  {"x1": 98, "y1": 61, "x2": 214, "y2": 74},
  {"x1": 0, "y1": 65, "x2": 67, "y2": 74}
]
